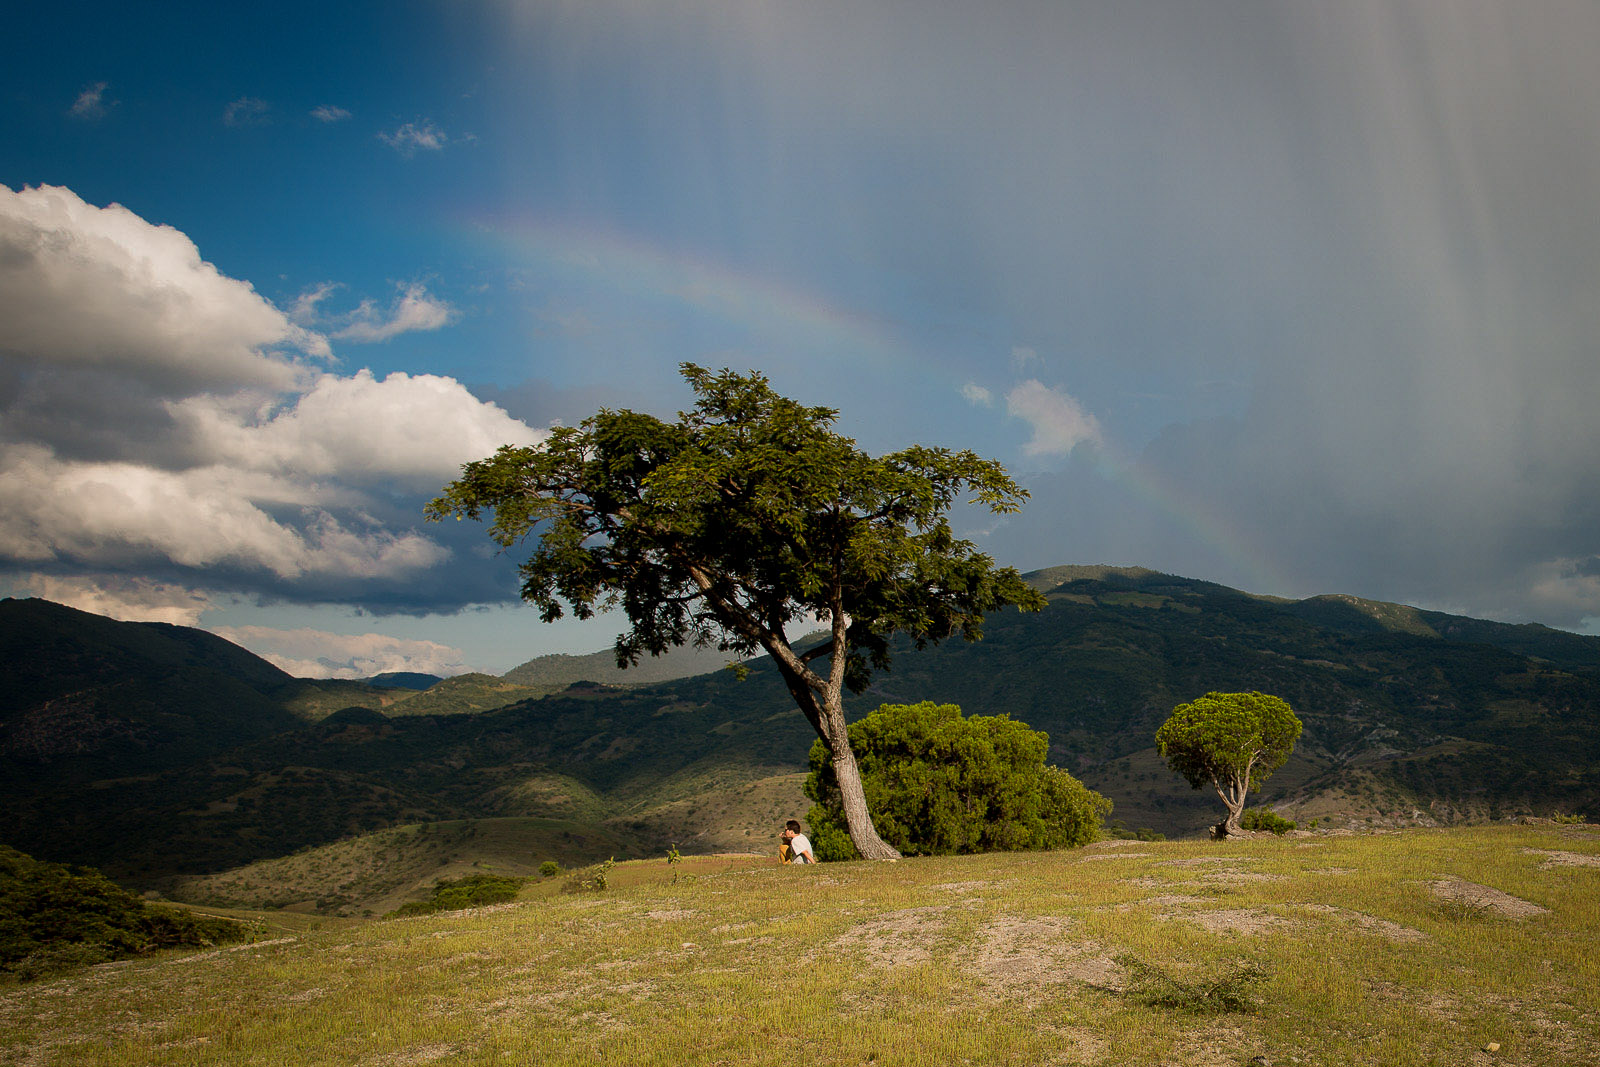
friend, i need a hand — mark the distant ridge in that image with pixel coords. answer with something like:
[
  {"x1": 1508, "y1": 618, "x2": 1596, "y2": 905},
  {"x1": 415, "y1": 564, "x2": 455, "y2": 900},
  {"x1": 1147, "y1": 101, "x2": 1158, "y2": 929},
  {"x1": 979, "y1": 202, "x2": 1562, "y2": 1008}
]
[
  {"x1": 3, "y1": 570, "x2": 1597, "y2": 898},
  {"x1": 364, "y1": 672, "x2": 442, "y2": 690}
]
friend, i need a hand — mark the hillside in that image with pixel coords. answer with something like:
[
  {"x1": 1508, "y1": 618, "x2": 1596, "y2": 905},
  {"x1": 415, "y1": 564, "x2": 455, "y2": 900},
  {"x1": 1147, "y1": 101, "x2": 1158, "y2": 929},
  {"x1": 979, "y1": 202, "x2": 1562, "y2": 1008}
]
[
  {"x1": 502, "y1": 641, "x2": 751, "y2": 691},
  {"x1": 2, "y1": 569, "x2": 1598, "y2": 899},
  {"x1": 2, "y1": 826, "x2": 1596, "y2": 1066}
]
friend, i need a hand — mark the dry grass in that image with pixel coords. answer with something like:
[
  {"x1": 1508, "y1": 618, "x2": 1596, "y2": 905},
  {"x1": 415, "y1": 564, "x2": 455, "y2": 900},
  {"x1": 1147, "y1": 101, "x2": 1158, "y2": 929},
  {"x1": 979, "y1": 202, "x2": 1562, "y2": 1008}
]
[{"x1": 3, "y1": 826, "x2": 1598, "y2": 1067}]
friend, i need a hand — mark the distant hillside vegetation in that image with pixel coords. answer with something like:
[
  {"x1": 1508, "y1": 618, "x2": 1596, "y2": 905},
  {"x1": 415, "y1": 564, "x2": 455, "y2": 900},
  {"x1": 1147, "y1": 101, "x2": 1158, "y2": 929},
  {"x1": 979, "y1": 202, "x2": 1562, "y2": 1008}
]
[
  {"x1": 3, "y1": 570, "x2": 1596, "y2": 902},
  {"x1": 502, "y1": 642, "x2": 749, "y2": 691}
]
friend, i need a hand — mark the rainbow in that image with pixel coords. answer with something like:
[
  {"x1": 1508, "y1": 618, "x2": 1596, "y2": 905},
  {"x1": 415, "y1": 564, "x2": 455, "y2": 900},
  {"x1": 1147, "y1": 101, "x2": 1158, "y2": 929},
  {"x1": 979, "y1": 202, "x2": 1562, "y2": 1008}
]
[{"x1": 457, "y1": 212, "x2": 1293, "y2": 598}]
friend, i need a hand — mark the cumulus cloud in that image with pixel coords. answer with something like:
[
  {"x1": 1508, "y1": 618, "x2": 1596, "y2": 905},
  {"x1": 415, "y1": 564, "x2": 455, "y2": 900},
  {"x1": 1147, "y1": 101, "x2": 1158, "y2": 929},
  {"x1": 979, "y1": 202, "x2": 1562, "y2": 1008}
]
[
  {"x1": 1005, "y1": 380, "x2": 1101, "y2": 457},
  {"x1": 333, "y1": 284, "x2": 455, "y2": 343},
  {"x1": 310, "y1": 105, "x2": 352, "y2": 123},
  {"x1": 0, "y1": 185, "x2": 545, "y2": 612},
  {"x1": 960, "y1": 382, "x2": 993, "y2": 407},
  {"x1": 379, "y1": 121, "x2": 447, "y2": 156},
  {"x1": 69, "y1": 82, "x2": 112, "y2": 120},
  {"x1": 0, "y1": 445, "x2": 448, "y2": 580},
  {"x1": 6, "y1": 574, "x2": 213, "y2": 626},
  {"x1": 223, "y1": 97, "x2": 271, "y2": 127},
  {"x1": 0, "y1": 183, "x2": 328, "y2": 390},
  {"x1": 171, "y1": 369, "x2": 545, "y2": 488},
  {"x1": 210, "y1": 625, "x2": 472, "y2": 679}
]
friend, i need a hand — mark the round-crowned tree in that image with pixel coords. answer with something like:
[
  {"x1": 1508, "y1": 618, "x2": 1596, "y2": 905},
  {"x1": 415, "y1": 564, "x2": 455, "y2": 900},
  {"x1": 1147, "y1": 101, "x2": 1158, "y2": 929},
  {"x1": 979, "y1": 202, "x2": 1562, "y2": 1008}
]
[
  {"x1": 803, "y1": 701, "x2": 1110, "y2": 861},
  {"x1": 1155, "y1": 691, "x2": 1302, "y2": 838}
]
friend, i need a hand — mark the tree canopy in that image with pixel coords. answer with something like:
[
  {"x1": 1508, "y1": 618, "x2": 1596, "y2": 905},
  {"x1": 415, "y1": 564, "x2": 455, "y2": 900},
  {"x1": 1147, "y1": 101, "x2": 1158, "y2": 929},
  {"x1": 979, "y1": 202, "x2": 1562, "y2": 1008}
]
[
  {"x1": 804, "y1": 701, "x2": 1109, "y2": 861},
  {"x1": 1154, "y1": 691, "x2": 1303, "y2": 837},
  {"x1": 427, "y1": 364, "x2": 1045, "y2": 859}
]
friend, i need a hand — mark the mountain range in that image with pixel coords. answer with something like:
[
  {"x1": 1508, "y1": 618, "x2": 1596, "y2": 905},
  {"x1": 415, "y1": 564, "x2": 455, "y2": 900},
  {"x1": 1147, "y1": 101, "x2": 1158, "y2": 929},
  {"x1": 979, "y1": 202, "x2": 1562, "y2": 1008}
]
[{"x1": 2, "y1": 565, "x2": 1596, "y2": 913}]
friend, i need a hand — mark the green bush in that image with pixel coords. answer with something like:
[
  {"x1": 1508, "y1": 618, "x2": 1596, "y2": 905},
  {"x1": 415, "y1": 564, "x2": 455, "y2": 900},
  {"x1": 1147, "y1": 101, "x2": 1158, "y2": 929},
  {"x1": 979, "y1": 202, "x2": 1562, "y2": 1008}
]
[
  {"x1": 1, "y1": 844, "x2": 249, "y2": 979},
  {"x1": 538, "y1": 860, "x2": 560, "y2": 878},
  {"x1": 390, "y1": 873, "x2": 526, "y2": 917},
  {"x1": 1239, "y1": 807, "x2": 1297, "y2": 835},
  {"x1": 562, "y1": 858, "x2": 615, "y2": 894},
  {"x1": 804, "y1": 702, "x2": 1110, "y2": 861}
]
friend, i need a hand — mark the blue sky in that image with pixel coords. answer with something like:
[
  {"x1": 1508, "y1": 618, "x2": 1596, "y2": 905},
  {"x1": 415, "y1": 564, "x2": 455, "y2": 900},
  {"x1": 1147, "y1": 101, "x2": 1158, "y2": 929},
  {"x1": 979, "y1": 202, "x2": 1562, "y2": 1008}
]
[{"x1": 4, "y1": 1, "x2": 1600, "y2": 677}]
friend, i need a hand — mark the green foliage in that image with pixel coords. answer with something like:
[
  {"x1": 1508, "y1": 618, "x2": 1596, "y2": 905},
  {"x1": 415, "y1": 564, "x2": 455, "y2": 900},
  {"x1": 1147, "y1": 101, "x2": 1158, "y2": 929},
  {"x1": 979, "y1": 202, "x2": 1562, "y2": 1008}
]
[
  {"x1": 1239, "y1": 807, "x2": 1297, "y2": 834},
  {"x1": 538, "y1": 860, "x2": 561, "y2": 878},
  {"x1": 1552, "y1": 812, "x2": 1590, "y2": 825},
  {"x1": 1155, "y1": 692, "x2": 1303, "y2": 795},
  {"x1": 390, "y1": 873, "x2": 528, "y2": 917},
  {"x1": 0, "y1": 844, "x2": 248, "y2": 979},
  {"x1": 563, "y1": 858, "x2": 616, "y2": 893},
  {"x1": 426, "y1": 363, "x2": 1042, "y2": 681},
  {"x1": 1106, "y1": 821, "x2": 1167, "y2": 842},
  {"x1": 1116, "y1": 953, "x2": 1269, "y2": 1014},
  {"x1": 803, "y1": 702, "x2": 1110, "y2": 860}
]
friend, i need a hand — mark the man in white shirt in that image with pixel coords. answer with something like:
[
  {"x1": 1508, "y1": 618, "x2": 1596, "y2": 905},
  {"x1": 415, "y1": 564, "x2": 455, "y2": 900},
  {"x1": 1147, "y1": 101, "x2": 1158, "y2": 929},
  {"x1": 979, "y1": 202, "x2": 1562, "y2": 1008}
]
[{"x1": 783, "y1": 820, "x2": 816, "y2": 864}]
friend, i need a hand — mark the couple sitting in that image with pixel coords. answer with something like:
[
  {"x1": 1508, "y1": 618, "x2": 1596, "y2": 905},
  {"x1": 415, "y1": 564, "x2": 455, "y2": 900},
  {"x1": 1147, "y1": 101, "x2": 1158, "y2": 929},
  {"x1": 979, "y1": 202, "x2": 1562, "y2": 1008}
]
[{"x1": 779, "y1": 819, "x2": 816, "y2": 864}]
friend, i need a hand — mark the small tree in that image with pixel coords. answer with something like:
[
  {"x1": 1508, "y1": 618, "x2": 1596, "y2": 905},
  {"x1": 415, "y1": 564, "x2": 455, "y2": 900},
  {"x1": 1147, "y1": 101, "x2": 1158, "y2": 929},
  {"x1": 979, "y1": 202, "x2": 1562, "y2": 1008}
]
[
  {"x1": 804, "y1": 701, "x2": 1109, "y2": 860},
  {"x1": 1155, "y1": 691, "x2": 1302, "y2": 838},
  {"x1": 427, "y1": 365, "x2": 1045, "y2": 860}
]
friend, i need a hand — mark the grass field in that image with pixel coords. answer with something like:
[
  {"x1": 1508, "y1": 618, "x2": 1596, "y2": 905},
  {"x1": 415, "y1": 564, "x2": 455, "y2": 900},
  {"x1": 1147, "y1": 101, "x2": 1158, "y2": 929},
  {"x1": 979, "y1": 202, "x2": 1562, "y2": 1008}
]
[{"x1": 3, "y1": 825, "x2": 1597, "y2": 1066}]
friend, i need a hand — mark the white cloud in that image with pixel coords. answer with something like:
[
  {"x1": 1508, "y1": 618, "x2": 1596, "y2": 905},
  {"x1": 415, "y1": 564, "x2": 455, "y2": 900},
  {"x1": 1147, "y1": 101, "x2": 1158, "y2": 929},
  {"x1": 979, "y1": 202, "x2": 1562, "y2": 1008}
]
[
  {"x1": 1005, "y1": 380, "x2": 1101, "y2": 457},
  {"x1": 210, "y1": 624, "x2": 471, "y2": 679},
  {"x1": 0, "y1": 185, "x2": 546, "y2": 611},
  {"x1": 310, "y1": 105, "x2": 352, "y2": 123},
  {"x1": 0, "y1": 445, "x2": 448, "y2": 580},
  {"x1": 223, "y1": 97, "x2": 271, "y2": 127},
  {"x1": 960, "y1": 382, "x2": 993, "y2": 407},
  {"x1": 6, "y1": 573, "x2": 213, "y2": 625},
  {"x1": 69, "y1": 82, "x2": 112, "y2": 120},
  {"x1": 333, "y1": 283, "x2": 455, "y2": 343},
  {"x1": 290, "y1": 282, "x2": 341, "y2": 326},
  {"x1": 0, "y1": 183, "x2": 328, "y2": 390},
  {"x1": 379, "y1": 121, "x2": 447, "y2": 156},
  {"x1": 170, "y1": 369, "x2": 546, "y2": 487}
]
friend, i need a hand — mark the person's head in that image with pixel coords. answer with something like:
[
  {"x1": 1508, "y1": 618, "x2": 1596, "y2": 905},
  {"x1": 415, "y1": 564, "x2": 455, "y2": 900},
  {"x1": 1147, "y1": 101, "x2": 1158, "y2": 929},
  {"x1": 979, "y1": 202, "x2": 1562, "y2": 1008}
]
[{"x1": 785, "y1": 819, "x2": 802, "y2": 837}]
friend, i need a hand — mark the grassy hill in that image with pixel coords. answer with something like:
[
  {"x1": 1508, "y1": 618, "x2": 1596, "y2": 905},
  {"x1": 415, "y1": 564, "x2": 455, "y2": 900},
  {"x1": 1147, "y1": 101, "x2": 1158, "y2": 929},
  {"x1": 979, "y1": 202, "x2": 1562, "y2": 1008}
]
[{"x1": 2, "y1": 825, "x2": 1596, "y2": 1066}]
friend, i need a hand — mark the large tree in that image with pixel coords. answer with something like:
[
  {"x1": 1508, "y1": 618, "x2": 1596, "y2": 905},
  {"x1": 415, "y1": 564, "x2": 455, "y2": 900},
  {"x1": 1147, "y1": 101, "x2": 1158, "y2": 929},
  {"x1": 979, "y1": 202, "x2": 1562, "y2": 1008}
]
[
  {"x1": 1155, "y1": 691, "x2": 1303, "y2": 838},
  {"x1": 426, "y1": 364, "x2": 1045, "y2": 860}
]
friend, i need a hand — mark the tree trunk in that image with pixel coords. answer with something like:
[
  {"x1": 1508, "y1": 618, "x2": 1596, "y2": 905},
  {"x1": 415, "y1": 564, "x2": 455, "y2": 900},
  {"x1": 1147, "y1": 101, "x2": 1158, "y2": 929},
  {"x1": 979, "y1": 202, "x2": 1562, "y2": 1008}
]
[
  {"x1": 1212, "y1": 775, "x2": 1248, "y2": 839},
  {"x1": 820, "y1": 704, "x2": 901, "y2": 861}
]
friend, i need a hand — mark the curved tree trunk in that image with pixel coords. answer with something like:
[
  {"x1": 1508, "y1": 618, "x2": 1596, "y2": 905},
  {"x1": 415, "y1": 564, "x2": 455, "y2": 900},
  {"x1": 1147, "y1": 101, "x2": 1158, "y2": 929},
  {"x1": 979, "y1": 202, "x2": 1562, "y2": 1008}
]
[{"x1": 818, "y1": 695, "x2": 901, "y2": 861}]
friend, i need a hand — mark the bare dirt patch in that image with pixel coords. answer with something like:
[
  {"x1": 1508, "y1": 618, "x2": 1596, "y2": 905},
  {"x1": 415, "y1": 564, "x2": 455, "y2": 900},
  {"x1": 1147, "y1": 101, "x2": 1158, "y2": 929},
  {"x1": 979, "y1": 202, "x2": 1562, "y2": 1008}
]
[
  {"x1": 966, "y1": 915, "x2": 1124, "y2": 993},
  {"x1": 1166, "y1": 909, "x2": 1295, "y2": 936},
  {"x1": 1299, "y1": 904, "x2": 1427, "y2": 943},
  {"x1": 367, "y1": 1044, "x2": 456, "y2": 1066},
  {"x1": 1081, "y1": 852, "x2": 1152, "y2": 861},
  {"x1": 929, "y1": 880, "x2": 994, "y2": 893},
  {"x1": 830, "y1": 906, "x2": 951, "y2": 968},
  {"x1": 1521, "y1": 849, "x2": 1600, "y2": 869},
  {"x1": 1116, "y1": 894, "x2": 1211, "y2": 910},
  {"x1": 1428, "y1": 878, "x2": 1549, "y2": 918},
  {"x1": 1159, "y1": 857, "x2": 1261, "y2": 868},
  {"x1": 642, "y1": 908, "x2": 695, "y2": 921}
]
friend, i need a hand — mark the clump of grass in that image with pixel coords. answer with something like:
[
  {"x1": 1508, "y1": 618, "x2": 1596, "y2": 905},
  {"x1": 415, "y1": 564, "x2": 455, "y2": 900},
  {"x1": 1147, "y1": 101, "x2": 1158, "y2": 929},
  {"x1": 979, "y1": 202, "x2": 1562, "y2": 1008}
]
[
  {"x1": 1115, "y1": 953, "x2": 1269, "y2": 1014},
  {"x1": 1433, "y1": 895, "x2": 1500, "y2": 924}
]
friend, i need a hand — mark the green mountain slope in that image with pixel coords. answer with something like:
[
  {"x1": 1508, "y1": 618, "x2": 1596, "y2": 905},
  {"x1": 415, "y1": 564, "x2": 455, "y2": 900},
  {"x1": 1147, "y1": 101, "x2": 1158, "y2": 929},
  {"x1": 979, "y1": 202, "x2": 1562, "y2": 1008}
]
[{"x1": 3, "y1": 570, "x2": 1597, "y2": 898}]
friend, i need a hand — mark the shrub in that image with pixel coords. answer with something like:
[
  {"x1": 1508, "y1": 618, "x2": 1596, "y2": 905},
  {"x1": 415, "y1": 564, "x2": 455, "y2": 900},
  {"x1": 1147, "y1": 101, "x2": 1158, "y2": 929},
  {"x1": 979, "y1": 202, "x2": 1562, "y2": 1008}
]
[
  {"x1": 562, "y1": 858, "x2": 615, "y2": 894},
  {"x1": 1116, "y1": 954, "x2": 1268, "y2": 1014},
  {"x1": 389, "y1": 873, "x2": 526, "y2": 917},
  {"x1": 538, "y1": 861, "x2": 560, "y2": 878},
  {"x1": 803, "y1": 702, "x2": 1110, "y2": 861},
  {"x1": 1, "y1": 844, "x2": 249, "y2": 979},
  {"x1": 1239, "y1": 807, "x2": 1297, "y2": 835}
]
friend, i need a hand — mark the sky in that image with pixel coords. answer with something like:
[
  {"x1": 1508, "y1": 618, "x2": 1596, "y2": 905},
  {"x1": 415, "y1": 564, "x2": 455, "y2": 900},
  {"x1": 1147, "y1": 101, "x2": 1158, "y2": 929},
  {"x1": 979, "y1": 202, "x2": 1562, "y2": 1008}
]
[{"x1": 4, "y1": 1, "x2": 1600, "y2": 678}]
